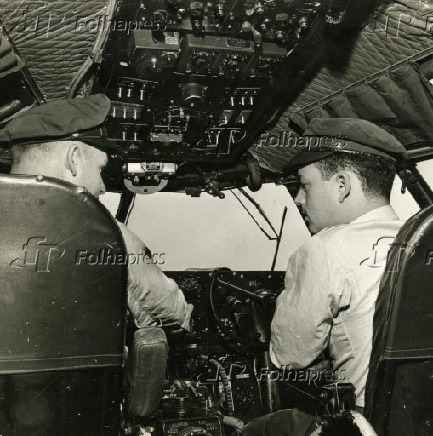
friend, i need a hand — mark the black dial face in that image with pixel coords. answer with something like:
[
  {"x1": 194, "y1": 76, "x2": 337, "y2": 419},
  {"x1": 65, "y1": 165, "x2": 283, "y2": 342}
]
[{"x1": 180, "y1": 276, "x2": 202, "y2": 293}]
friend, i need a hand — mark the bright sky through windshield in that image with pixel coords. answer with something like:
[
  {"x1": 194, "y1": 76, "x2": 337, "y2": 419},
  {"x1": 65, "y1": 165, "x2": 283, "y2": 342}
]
[{"x1": 101, "y1": 165, "x2": 423, "y2": 271}]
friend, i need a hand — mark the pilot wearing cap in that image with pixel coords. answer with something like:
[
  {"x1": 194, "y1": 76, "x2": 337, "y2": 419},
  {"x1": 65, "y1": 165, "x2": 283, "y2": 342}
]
[
  {"x1": 243, "y1": 119, "x2": 407, "y2": 435},
  {"x1": 0, "y1": 94, "x2": 193, "y2": 331}
]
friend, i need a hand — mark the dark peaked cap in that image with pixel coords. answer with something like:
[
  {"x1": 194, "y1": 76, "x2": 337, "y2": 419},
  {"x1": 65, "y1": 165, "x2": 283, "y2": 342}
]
[
  {"x1": 0, "y1": 94, "x2": 119, "y2": 152},
  {"x1": 285, "y1": 118, "x2": 407, "y2": 171}
]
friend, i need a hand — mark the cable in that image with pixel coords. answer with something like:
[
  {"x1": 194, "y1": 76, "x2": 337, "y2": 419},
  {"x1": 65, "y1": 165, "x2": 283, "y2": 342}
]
[
  {"x1": 209, "y1": 358, "x2": 235, "y2": 415},
  {"x1": 230, "y1": 190, "x2": 276, "y2": 240},
  {"x1": 209, "y1": 270, "x2": 264, "y2": 349},
  {"x1": 271, "y1": 206, "x2": 288, "y2": 271},
  {"x1": 238, "y1": 187, "x2": 278, "y2": 237},
  {"x1": 125, "y1": 193, "x2": 136, "y2": 225}
]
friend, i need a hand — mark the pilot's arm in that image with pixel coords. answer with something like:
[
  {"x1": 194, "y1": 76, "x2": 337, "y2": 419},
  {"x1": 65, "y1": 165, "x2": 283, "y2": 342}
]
[
  {"x1": 270, "y1": 236, "x2": 350, "y2": 369},
  {"x1": 117, "y1": 222, "x2": 193, "y2": 330}
]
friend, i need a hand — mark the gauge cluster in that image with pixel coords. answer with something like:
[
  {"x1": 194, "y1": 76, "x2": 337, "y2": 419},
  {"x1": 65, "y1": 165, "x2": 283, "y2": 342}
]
[
  {"x1": 92, "y1": 0, "x2": 334, "y2": 193},
  {"x1": 151, "y1": 270, "x2": 284, "y2": 435}
]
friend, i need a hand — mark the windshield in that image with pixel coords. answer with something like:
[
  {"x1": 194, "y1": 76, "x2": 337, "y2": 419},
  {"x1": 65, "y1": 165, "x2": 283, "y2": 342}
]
[{"x1": 101, "y1": 177, "x2": 419, "y2": 271}]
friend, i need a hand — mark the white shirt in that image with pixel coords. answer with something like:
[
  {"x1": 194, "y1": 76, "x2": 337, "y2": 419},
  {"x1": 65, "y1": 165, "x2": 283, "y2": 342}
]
[
  {"x1": 117, "y1": 222, "x2": 193, "y2": 330},
  {"x1": 270, "y1": 205, "x2": 404, "y2": 407}
]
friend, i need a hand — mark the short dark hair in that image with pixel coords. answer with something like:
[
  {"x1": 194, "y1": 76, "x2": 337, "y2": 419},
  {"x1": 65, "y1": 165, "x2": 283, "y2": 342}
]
[
  {"x1": 319, "y1": 412, "x2": 363, "y2": 436},
  {"x1": 314, "y1": 152, "x2": 396, "y2": 199}
]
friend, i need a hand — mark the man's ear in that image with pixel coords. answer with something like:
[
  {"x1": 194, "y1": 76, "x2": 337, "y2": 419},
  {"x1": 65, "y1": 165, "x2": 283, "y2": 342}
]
[
  {"x1": 65, "y1": 144, "x2": 80, "y2": 177},
  {"x1": 336, "y1": 172, "x2": 351, "y2": 203}
]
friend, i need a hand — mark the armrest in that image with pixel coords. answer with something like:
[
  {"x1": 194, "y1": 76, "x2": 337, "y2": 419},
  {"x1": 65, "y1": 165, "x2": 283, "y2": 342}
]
[{"x1": 127, "y1": 327, "x2": 168, "y2": 418}]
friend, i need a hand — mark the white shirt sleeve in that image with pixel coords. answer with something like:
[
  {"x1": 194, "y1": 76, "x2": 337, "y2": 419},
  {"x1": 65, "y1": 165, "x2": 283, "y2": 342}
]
[
  {"x1": 117, "y1": 221, "x2": 193, "y2": 330},
  {"x1": 270, "y1": 235, "x2": 351, "y2": 369}
]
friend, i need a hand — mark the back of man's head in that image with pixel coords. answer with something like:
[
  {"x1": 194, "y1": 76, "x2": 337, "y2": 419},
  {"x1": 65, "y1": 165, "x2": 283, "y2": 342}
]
[
  {"x1": 288, "y1": 119, "x2": 407, "y2": 233},
  {"x1": 285, "y1": 119, "x2": 406, "y2": 188},
  {"x1": 11, "y1": 140, "x2": 87, "y2": 170},
  {"x1": 11, "y1": 141, "x2": 63, "y2": 171},
  {"x1": 314, "y1": 152, "x2": 396, "y2": 200},
  {"x1": 1, "y1": 95, "x2": 115, "y2": 198},
  {"x1": 10, "y1": 140, "x2": 108, "y2": 199}
]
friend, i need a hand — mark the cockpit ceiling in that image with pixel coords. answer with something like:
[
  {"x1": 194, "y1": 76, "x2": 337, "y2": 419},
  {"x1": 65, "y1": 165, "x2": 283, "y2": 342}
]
[
  {"x1": 1, "y1": 0, "x2": 433, "y2": 185},
  {"x1": 0, "y1": 0, "x2": 116, "y2": 100},
  {"x1": 252, "y1": 1, "x2": 433, "y2": 173}
]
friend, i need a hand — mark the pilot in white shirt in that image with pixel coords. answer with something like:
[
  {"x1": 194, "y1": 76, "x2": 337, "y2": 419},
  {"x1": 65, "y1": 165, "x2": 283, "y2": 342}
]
[
  {"x1": 271, "y1": 204, "x2": 404, "y2": 407},
  {"x1": 244, "y1": 117, "x2": 408, "y2": 435}
]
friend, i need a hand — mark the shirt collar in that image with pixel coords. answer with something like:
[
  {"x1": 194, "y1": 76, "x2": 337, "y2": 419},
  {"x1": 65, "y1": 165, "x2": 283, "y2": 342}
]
[{"x1": 350, "y1": 204, "x2": 399, "y2": 224}]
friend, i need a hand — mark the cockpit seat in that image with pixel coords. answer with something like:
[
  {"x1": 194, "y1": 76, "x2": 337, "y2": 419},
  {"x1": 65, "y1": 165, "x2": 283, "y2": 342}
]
[
  {"x1": 0, "y1": 174, "x2": 127, "y2": 372},
  {"x1": 0, "y1": 174, "x2": 127, "y2": 435},
  {"x1": 365, "y1": 204, "x2": 433, "y2": 435}
]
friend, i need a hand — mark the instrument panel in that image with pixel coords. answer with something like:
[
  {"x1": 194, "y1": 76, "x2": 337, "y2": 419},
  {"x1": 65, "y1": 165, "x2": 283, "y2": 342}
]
[
  {"x1": 166, "y1": 270, "x2": 284, "y2": 352},
  {"x1": 159, "y1": 270, "x2": 284, "y2": 433},
  {"x1": 91, "y1": 0, "x2": 336, "y2": 192}
]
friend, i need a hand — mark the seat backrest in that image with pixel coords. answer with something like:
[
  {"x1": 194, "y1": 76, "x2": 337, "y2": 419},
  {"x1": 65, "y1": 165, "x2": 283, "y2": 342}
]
[
  {"x1": 365, "y1": 205, "x2": 433, "y2": 435},
  {"x1": 0, "y1": 174, "x2": 127, "y2": 373}
]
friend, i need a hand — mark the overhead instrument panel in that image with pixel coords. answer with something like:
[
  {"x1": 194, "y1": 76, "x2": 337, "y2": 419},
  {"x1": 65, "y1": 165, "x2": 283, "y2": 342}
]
[{"x1": 92, "y1": 0, "x2": 344, "y2": 193}]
